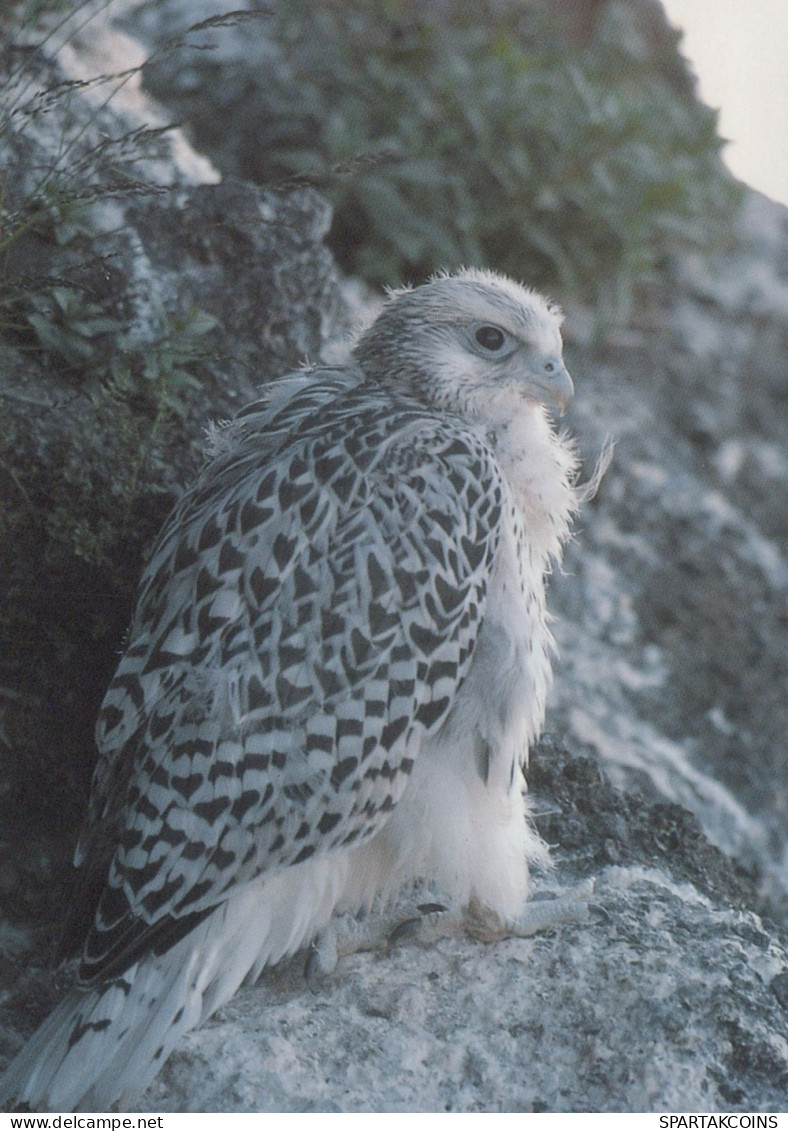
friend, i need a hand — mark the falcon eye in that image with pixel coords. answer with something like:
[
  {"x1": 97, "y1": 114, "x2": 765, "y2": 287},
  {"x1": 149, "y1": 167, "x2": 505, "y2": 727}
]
[{"x1": 474, "y1": 325, "x2": 506, "y2": 352}]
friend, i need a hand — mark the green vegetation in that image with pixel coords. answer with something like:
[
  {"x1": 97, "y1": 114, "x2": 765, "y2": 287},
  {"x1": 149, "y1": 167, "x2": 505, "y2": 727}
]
[
  {"x1": 241, "y1": 0, "x2": 741, "y2": 315},
  {"x1": 0, "y1": 3, "x2": 221, "y2": 587},
  {"x1": 0, "y1": 3, "x2": 227, "y2": 822}
]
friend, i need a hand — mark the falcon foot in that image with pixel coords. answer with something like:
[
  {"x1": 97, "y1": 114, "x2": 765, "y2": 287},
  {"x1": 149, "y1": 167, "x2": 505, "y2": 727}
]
[
  {"x1": 305, "y1": 911, "x2": 396, "y2": 990},
  {"x1": 305, "y1": 890, "x2": 594, "y2": 990},
  {"x1": 467, "y1": 894, "x2": 596, "y2": 942},
  {"x1": 387, "y1": 893, "x2": 594, "y2": 948},
  {"x1": 305, "y1": 903, "x2": 453, "y2": 989}
]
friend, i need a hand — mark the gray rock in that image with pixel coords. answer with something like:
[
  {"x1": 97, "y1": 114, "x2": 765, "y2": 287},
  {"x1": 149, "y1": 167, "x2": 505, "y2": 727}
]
[
  {"x1": 1, "y1": 2, "x2": 787, "y2": 1115},
  {"x1": 550, "y1": 189, "x2": 788, "y2": 912},
  {"x1": 141, "y1": 874, "x2": 788, "y2": 1113}
]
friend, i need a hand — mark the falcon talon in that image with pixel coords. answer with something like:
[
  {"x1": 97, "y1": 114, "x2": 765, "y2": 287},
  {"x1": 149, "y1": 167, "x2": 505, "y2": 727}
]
[
  {"x1": 388, "y1": 905, "x2": 457, "y2": 950},
  {"x1": 1, "y1": 267, "x2": 596, "y2": 1112},
  {"x1": 304, "y1": 947, "x2": 330, "y2": 994},
  {"x1": 387, "y1": 917, "x2": 425, "y2": 948}
]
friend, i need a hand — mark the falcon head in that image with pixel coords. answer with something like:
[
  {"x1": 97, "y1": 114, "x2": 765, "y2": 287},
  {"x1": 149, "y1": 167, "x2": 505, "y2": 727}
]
[{"x1": 353, "y1": 267, "x2": 574, "y2": 419}]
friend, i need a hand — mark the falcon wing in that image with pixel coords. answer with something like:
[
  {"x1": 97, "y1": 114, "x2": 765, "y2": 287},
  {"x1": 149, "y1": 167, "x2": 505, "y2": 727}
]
[{"x1": 69, "y1": 370, "x2": 506, "y2": 982}]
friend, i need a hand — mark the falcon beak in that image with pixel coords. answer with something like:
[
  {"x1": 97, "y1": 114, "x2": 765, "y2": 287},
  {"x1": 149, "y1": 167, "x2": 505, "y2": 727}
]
[{"x1": 530, "y1": 365, "x2": 575, "y2": 416}]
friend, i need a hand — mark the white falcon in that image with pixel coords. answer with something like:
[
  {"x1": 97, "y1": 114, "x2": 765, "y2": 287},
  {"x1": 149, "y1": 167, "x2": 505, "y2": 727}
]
[{"x1": 1, "y1": 267, "x2": 585, "y2": 1111}]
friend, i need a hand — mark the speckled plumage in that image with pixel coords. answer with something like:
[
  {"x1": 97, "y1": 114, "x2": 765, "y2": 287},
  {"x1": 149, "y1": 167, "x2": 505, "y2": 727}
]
[{"x1": 1, "y1": 268, "x2": 581, "y2": 1111}]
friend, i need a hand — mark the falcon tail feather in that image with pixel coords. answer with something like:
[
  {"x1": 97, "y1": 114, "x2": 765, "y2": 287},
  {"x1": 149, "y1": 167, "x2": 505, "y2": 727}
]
[
  {"x1": 0, "y1": 920, "x2": 216, "y2": 1112},
  {"x1": 1, "y1": 861, "x2": 347, "y2": 1111}
]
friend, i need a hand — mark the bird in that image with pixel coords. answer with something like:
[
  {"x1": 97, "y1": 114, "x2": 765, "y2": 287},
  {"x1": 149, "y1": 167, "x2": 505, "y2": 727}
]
[{"x1": 1, "y1": 266, "x2": 586, "y2": 1111}]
